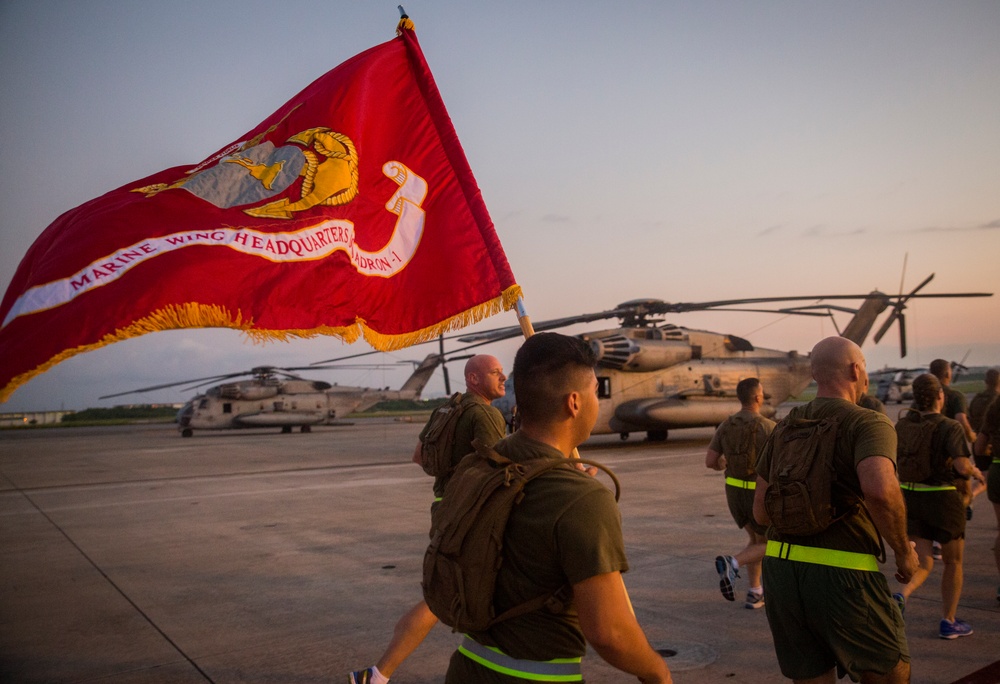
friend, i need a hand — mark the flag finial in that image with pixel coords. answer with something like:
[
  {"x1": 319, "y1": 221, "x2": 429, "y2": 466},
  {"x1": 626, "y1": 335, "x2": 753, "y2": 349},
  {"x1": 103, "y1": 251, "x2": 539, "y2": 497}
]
[{"x1": 397, "y1": 6, "x2": 414, "y2": 32}]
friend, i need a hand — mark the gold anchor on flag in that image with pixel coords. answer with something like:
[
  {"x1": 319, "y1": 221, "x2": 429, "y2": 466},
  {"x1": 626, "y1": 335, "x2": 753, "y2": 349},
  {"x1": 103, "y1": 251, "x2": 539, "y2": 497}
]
[{"x1": 243, "y1": 127, "x2": 358, "y2": 219}]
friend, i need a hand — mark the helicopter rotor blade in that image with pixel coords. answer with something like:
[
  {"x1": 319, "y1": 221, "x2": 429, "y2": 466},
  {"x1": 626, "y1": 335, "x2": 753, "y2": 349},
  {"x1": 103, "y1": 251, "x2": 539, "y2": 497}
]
[
  {"x1": 98, "y1": 371, "x2": 257, "y2": 399},
  {"x1": 309, "y1": 284, "x2": 992, "y2": 359},
  {"x1": 874, "y1": 273, "x2": 935, "y2": 353},
  {"x1": 898, "y1": 313, "x2": 907, "y2": 358},
  {"x1": 100, "y1": 362, "x2": 412, "y2": 399},
  {"x1": 873, "y1": 310, "x2": 899, "y2": 345}
]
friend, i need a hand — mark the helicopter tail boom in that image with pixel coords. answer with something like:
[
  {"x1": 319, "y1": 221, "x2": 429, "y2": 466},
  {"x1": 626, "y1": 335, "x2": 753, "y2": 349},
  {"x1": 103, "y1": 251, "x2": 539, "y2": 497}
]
[
  {"x1": 398, "y1": 354, "x2": 442, "y2": 395},
  {"x1": 839, "y1": 291, "x2": 891, "y2": 347}
]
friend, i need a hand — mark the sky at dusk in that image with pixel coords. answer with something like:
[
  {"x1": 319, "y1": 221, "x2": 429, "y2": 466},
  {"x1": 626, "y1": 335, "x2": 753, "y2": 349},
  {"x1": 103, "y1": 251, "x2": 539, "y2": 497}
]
[{"x1": 1, "y1": 1, "x2": 998, "y2": 412}]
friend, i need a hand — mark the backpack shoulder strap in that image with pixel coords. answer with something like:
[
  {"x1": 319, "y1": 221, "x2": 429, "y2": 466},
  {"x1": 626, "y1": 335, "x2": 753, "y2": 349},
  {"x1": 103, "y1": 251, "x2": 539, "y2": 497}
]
[{"x1": 468, "y1": 439, "x2": 621, "y2": 627}]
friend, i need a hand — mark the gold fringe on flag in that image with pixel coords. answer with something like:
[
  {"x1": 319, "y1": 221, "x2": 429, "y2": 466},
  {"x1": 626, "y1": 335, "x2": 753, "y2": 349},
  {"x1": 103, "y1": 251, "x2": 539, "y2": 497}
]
[{"x1": 0, "y1": 285, "x2": 522, "y2": 404}]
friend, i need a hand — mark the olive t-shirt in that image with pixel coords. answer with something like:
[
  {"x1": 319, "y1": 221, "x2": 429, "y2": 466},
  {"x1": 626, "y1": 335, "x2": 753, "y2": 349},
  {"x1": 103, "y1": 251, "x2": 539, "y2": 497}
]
[
  {"x1": 942, "y1": 386, "x2": 968, "y2": 421},
  {"x1": 463, "y1": 430, "x2": 627, "y2": 662},
  {"x1": 895, "y1": 411, "x2": 970, "y2": 485},
  {"x1": 756, "y1": 397, "x2": 896, "y2": 556},
  {"x1": 425, "y1": 392, "x2": 506, "y2": 498},
  {"x1": 708, "y1": 410, "x2": 775, "y2": 480}
]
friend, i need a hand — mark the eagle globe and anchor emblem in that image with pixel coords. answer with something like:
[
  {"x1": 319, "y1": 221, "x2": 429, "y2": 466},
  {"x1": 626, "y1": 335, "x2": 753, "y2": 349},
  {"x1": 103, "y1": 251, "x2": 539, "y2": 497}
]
[{"x1": 132, "y1": 126, "x2": 428, "y2": 276}]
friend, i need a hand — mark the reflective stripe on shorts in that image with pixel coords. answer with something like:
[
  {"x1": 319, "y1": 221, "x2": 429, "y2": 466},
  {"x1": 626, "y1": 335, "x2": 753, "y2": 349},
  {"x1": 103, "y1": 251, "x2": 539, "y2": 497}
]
[
  {"x1": 899, "y1": 482, "x2": 957, "y2": 492},
  {"x1": 725, "y1": 476, "x2": 756, "y2": 490},
  {"x1": 765, "y1": 540, "x2": 879, "y2": 572},
  {"x1": 459, "y1": 635, "x2": 583, "y2": 682}
]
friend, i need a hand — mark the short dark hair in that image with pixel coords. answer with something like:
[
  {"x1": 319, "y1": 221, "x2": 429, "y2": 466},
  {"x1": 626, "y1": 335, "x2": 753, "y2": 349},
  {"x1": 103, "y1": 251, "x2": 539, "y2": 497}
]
[
  {"x1": 912, "y1": 373, "x2": 942, "y2": 411},
  {"x1": 513, "y1": 333, "x2": 596, "y2": 422},
  {"x1": 736, "y1": 378, "x2": 761, "y2": 405},
  {"x1": 929, "y1": 359, "x2": 949, "y2": 380}
]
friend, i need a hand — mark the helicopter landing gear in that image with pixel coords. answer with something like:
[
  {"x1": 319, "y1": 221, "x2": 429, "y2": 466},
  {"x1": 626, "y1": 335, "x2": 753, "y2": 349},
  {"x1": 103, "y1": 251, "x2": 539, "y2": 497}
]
[
  {"x1": 301, "y1": 425, "x2": 311, "y2": 433},
  {"x1": 181, "y1": 428, "x2": 193, "y2": 438},
  {"x1": 619, "y1": 432, "x2": 630, "y2": 441},
  {"x1": 646, "y1": 430, "x2": 668, "y2": 442}
]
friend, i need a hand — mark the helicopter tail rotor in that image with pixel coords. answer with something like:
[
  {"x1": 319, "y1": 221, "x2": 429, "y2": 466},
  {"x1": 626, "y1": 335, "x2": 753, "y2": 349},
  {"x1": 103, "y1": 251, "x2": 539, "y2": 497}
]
[{"x1": 872, "y1": 272, "x2": 934, "y2": 357}]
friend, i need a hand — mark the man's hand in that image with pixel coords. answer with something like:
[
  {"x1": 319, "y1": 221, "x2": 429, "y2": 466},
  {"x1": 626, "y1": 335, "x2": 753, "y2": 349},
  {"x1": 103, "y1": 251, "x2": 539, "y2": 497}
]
[{"x1": 894, "y1": 541, "x2": 919, "y2": 584}]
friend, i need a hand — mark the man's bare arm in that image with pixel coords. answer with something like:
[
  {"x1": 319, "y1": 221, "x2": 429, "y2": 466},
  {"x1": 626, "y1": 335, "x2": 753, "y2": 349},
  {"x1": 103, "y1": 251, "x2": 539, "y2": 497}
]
[
  {"x1": 956, "y1": 412, "x2": 976, "y2": 444},
  {"x1": 705, "y1": 448, "x2": 725, "y2": 471},
  {"x1": 752, "y1": 476, "x2": 770, "y2": 526},
  {"x1": 856, "y1": 456, "x2": 918, "y2": 583},
  {"x1": 575, "y1": 572, "x2": 672, "y2": 684}
]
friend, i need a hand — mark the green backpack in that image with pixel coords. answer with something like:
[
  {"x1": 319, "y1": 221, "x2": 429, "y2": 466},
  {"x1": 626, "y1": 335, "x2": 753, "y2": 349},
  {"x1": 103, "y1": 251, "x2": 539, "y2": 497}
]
[
  {"x1": 762, "y1": 410, "x2": 847, "y2": 537},
  {"x1": 422, "y1": 440, "x2": 620, "y2": 634},
  {"x1": 414, "y1": 393, "x2": 467, "y2": 477},
  {"x1": 894, "y1": 410, "x2": 944, "y2": 483},
  {"x1": 722, "y1": 414, "x2": 760, "y2": 480}
]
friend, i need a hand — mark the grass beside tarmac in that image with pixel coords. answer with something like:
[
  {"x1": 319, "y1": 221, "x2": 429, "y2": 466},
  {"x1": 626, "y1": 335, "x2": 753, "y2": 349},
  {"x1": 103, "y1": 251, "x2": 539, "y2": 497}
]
[{"x1": 3, "y1": 375, "x2": 989, "y2": 429}]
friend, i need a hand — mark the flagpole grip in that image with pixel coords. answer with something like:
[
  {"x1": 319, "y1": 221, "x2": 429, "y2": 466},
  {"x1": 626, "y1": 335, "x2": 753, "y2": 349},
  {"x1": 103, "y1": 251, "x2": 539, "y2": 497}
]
[{"x1": 515, "y1": 296, "x2": 534, "y2": 339}]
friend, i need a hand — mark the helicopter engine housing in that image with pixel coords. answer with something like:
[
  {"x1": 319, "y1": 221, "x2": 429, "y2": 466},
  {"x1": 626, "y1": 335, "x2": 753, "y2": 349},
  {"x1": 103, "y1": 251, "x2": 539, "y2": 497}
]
[
  {"x1": 591, "y1": 335, "x2": 693, "y2": 372},
  {"x1": 217, "y1": 383, "x2": 280, "y2": 401}
]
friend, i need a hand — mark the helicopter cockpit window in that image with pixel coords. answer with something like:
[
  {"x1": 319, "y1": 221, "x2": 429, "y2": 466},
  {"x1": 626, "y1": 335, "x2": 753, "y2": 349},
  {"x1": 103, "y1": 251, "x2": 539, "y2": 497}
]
[
  {"x1": 597, "y1": 376, "x2": 612, "y2": 399},
  {"x1": 691, "y1": 345, "x2": 702, "y2": 360},
  {"x1": 198, "y1": 398, "x2": 209, "y2": 409},
  {"x1": 222, "y1": 403, "x2": 232, "y2": 414}
]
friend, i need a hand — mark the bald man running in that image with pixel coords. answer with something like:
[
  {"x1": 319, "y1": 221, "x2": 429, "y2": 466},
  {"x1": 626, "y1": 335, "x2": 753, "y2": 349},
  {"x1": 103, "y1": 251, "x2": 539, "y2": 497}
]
[
  {"x1": 753, "y1": 337, "x2": 918, "y2": 684},
  {"x1": 349, "y1": 355, "x2": 508, "y2": 684}
]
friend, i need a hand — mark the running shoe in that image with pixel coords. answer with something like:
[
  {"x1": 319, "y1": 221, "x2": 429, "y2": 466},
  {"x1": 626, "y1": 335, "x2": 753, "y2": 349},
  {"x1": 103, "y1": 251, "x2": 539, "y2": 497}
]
[
  {"x1": 939, "y1": 618, "x2": 973, "y2": 639},
  {"x1": 348, "y1": 668, "x2": 375, "y2": 684},
  {"x1": 744, "y1": 590, "x2": 765, "y2": 609},
  {"x1": 892, "y1": 592, "x2": 905, "y2": 616},
  {"x1": 715, "y1": 555, "x2": 738, "y2": 601},
  {"x1": 932, "y1": 541, "x2": 942, "y2": 560}
]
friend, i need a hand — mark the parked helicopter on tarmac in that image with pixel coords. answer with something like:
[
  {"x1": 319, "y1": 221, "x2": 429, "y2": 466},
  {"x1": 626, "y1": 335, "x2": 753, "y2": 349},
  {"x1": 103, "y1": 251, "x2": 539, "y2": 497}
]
[
  {"x1": 454, "y1": 274, "x2": 991, "y2": 441},
  {"x1": 100, "y1": 355, "x2": 441, "y2": 437},
  {"x1": 870, "y1": 367, "x2": 922, "y2": 404},
  {"x1": 870, "y1": 352, "x2": 971, "y2": 405}
]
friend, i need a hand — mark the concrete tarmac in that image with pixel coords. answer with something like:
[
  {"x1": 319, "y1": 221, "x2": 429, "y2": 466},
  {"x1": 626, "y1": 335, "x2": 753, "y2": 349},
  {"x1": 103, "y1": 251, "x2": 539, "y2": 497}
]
[{"x1": 1, "y1": 419, "x2": 998, "y2": 683}]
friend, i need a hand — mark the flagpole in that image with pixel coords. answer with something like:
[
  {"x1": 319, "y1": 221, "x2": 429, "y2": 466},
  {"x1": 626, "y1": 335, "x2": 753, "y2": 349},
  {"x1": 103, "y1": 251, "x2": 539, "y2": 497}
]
[{"x1": 515, "y1": 296, "x2": 534, "y2": 339}]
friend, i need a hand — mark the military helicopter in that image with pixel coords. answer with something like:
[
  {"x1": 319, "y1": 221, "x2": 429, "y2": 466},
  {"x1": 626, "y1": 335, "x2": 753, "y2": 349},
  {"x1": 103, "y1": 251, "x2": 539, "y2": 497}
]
[
  {"x1": 870, "y1": 351, "x2": 971, "y2": 405},
  {"x1": 100, "y1": 355, "x2": 441, "y2": 437},
  {"x1": 456, "y1": 274, "x2": 991, "y2": 441},
  {"x1": 870, "y1": 366, "x2": 923, "y2": 404}
]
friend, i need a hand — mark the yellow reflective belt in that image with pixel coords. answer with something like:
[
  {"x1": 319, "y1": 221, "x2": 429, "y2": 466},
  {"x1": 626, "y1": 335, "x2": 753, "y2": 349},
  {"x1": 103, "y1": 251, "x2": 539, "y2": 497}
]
[
  {"x1": 993, "y1": 458, "x2": 1000, "y2": 464},
  {"x1": 899, "y1": 482, "x2": 957, "y2": 492},
  {"x1": 725, "y1": 476, "x2": 756, "y2": 490},
  {"x1": 459, "y1": 636, "x2": 583, "y2": 682},
  {"x1": 765, "y1": 540, "x2": 878, "y2": 572}
]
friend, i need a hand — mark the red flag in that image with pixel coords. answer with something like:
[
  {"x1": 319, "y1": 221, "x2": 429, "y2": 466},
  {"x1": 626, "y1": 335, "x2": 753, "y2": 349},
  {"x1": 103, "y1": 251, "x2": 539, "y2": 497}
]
[{"x1": 0, "y1": 21, "x2": 520, "y2": 403}]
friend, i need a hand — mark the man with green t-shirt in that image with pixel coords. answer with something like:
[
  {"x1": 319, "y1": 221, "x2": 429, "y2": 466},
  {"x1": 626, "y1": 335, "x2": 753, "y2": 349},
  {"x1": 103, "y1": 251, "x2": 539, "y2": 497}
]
[
  {"x1": 706, "y1": 377, "x2": 774, "y2": 609},
  {"x1": 753, "y1": 336, "x2": 918, "y2": 683},
  {"x1": 349, "y1": 355, "x2": 507, "y2": 684},
  {"x1": 445, "y1": 333, "x2": 671, "y2": 684}
]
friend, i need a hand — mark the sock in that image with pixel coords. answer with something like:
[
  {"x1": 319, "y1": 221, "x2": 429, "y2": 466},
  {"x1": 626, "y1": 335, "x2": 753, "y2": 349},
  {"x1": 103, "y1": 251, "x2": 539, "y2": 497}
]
[
  {"x1": 371, "y1": 667, "x2": 390, "y2": 684},
  {"x1": 731, "y1": 558, "x2": 740, "y2": 571},
  {"x1": 749, "y1": 586, "x2": 763, "y2": 596}
]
